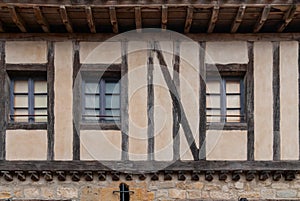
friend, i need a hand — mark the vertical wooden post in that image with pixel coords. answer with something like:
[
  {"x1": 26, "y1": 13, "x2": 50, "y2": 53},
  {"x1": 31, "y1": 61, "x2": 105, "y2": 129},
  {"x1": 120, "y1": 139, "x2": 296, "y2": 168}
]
[
  {"x1": 47, "y1": 41, "x2": 55, "y2": 160},
  {"x1": 0, "y1": 41, "x2": 5, "y2": 160},
  {"x1": 73, "y1": 41, "x2": 81, "y2": 160},
  {"x1": 147, "y1": 42, "x2": 154, "y2": 160},
  {"x1": 121, "y1": 41, "x2": 129, "y2": 160},
  {"x1": 273, "y1": 41, "x2": 280, "y2": 161},
  {"x1": 299, "y1": 41, "x2": 300, "y2": 160},
  {"x1": 173, "y1": 41, "x2": 180, "y2": 160},
  {"x1": 246, "y1": 42, "x2": 254, "y2": 161},
  {"x1": 199, "y1": 41, "x2": 206, "y2": 160}
]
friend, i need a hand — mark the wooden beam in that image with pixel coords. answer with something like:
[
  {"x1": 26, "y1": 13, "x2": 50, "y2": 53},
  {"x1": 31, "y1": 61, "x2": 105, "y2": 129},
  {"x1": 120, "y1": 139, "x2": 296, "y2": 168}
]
[
  {"x1": 154, "y1": 41, "x2": 199, "y2": 161},
  {"x1": 299, "y1": 41, "x2": 300, "y2": 161},
  {"x1": 246, "y1": 42, "x2": 254, "y2": 161},
  {"x1": 59, "y1": 5, "x2": 73, "y2": 33},
  {"x1": 230, "y1": 5, "x2": 246, "y2": 33},
  {"x1": 199, "y1": 42, "x2": 206, "y2": 160},
  {"x1": 135, "y1": 7, "x2": 142, "y2": 30},
  {"x1": 109, "y1": 7, "x2": 118, "y2": 34},
  {"x1": 253, "y1": 5, "x2": 271, "y2": 33},
  {"x1": 277, "y1": 4, "x2": 297, "y2": 32},
  {"x1": 207, "y1": 5, "x2": 219, "y2": 33},
  {"x1": 273, "y1": 42, "x2": 280, "y2": 161},
  {"x1": 147, "y1": 42, "x2": 154, "y2": 160},
  {"x1": 85, "y1": 6, "x2": 96, "y2": 33},
  {"x1": 0, "y1": 41, "x2": 5, "y2": 160},
  {"x1": 0, "y1": 20, "x2": 4, "y2": 32},
  {"x1": 173, "y1": 41, "x2": 180, "y2": 161},
  {"x1": 184, "y1": 6, "x2": 193, "y2": 34},
  {"x1": 121, "y1": 41, "x2": 129, "y2": 160},
  {"x1": 33, "y1": 6, "x2": 50, "y2": 33},
  {"x1": 8, "y1": 6, "x2": 27, "y2": 32},
  {"x1": 161, "y1": 5, "x2": 168, "y2": 30}
]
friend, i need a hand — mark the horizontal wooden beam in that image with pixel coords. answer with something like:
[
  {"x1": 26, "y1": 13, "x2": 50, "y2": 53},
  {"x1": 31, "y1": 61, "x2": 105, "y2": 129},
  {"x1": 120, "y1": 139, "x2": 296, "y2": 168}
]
[
  {"x1": 0, "y1": 1, "x2": 295, "y2": 7},
  {"x1": 253, "y1": 4, "x2": 271, "y2": 33},
  {"x1": 8, "y1": 6, "x2": 27, "y2": 32},
  {"x1": 5, "y1": 64, "x2": 47, "y2": 71},
  {"x1": 59, "y1": 5, "x2": 73, "y2": 33},
  {"x1": 2, "y1": 33, "x2": 300, "y2": 42},
  {"x1": 277, "y1": 4, "x2": 297, "y2": 32},
  {"x1": 34, "y1": 6, "x2": 50, "y2": 33},
  {"x1": 184, "y1": 6, "x2": 193, "y2": 34},
  {"x1": 85, "y1": 6, "x2": 96, "y2": 33},
  {"x1": 207, "y1": 5, "x2": 219, "y2": 33},
  {"x1": 231, "y1": 5, "x2": 246, "y2": 33},
  {"x1": 206, "y1": 63, "x2": 247, "y2": 72},
  {"x1": 0, "y1": 160, "x2": 299, "y2": 172},
  {"x1": 109, "y1": 6, "x2": 118, "y2": 33}
]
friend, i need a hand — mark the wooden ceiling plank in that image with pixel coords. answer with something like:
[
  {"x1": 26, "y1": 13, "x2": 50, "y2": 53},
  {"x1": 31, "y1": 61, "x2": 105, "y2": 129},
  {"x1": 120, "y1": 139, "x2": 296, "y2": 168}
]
[
  {"x1": 85, "y1": 6, "x2": 96, "y2": 33},
  {"x1": 109, "y1": 6, "x2": 118, "y2": 34},
  {"x1": 207, "y1": 5, "x2": 219, "y2": 33},
  {"x1": 184, "y1": 6, "x2": 193, "y2": 34},
  {"x1": 135, "y1": 7, "x2": 142, "y2": 30},
  {"x1": 8, "y1": 6, "x2": 27, "y2": 32},
  {"x1": 34, "y1": 6, "x2": 50, "y2": 33},
  {"x1": 230, "y1": 5, "x2": 246, "y2": 33},
  {"x1": 161, "y1": 5, "x2": 168, "y2": 30},
  {"x1": 253, "y1": 4, "x2": 271, "y2": 33},
  {"x1": 59, "y1": 5, "x2": 73, "y2": 33},
  {"x1": 277, "y1": 4, "x2": 297, "y2": 33}
]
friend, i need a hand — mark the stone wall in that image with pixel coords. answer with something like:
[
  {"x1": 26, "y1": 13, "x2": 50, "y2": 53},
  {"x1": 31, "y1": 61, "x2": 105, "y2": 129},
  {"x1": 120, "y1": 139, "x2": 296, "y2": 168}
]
[{"x1": 1, "y1": 174, "x2": 300, "y2": 200}]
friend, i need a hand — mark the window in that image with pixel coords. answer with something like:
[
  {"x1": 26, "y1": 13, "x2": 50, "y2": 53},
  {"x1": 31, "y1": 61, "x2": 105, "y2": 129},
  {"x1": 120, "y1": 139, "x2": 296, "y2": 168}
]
[
  {"x1": 82, "y1": 78, "x2": 120, "y2": 123},
  {"x1": 206, "y1": 76, "x2": 244, "y2": 123},
  {"x1": 10, "y1": 76, "x2": 47, "y2": 123}
]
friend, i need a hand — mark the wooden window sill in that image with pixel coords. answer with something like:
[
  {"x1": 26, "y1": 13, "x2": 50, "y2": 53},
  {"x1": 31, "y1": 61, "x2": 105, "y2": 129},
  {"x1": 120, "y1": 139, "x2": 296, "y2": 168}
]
[
  {"x1": 206, "y1": 122, "x2": 247, "y2": 130},
  {"x1": 7, "y1": 122, "x2": 47, "y2": 130},
  {"x1": 80, "y1": 122, "x2": 121, "y2": 130}
]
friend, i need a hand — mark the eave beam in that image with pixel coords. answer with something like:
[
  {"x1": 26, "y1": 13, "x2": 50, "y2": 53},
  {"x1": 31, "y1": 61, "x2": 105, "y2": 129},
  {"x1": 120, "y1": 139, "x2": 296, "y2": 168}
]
[
  {"x1": 184, "y1": 6, "x2": 193, "y2": 34},
  {"x1": 109, "y1": 6, "x2": 118, "y2": 34},
  {"x1": 135, "y1": 7, "x2": 142, "y2": 30},
  {"x1": 34, "y1": 6, "x2": 50, "y2": 33},
  {"x1": 207, "y1": 5, "x2": 219, "y2": 33},
  {"x1": 277, "y1": 4, "x2": 297, "y2": 32},
  {"x1": 231, "y1": 5, "x2": 246, "y2": 33},
  {"x1": 253, "y1": 4, "x2": 271, "y2": 33},
  {"x1": 161, "y1": 5, "x2": 168, "y2": 30},
  {"x1": 8, "y1": 6, "x2": 27, "y2": 32},
  {"x1": 85, "y1": 6, "x2": 96, "y2": 33},
  {"x1": 59, "y1": 5, "x2": 73, "y2": 33}
]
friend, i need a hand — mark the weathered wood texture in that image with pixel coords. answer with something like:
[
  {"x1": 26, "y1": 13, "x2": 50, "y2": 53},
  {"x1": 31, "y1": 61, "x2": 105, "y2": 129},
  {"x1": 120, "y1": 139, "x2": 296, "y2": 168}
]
[
  {"x1": 109, "y1": 7, "x2": 118, "y2": 34},
  {"x1": 147, "y1": 42, "x2": 154, "y2": 160},
  {"x1": 8, "y1": 6, "x2": 27, "y2": 32},
  {"x1": 0, "y1": 41, "x2": 5, "y2": 160},
  {"x1": 85, "y1": 6, "x2": 96, "y2": 33},
  {"x1": 47, "y1": 41, "x2": 55, "y2": 160},
  {"x1": 231, "y1": 5, "x2": 246, "y2": 33},
  {"x1": 184, "y1": 6, "x2": 193, "y2": 34},
  {"x1": 273, "y1": 42, "x2": 280, "y2": 161},
  {"x1": 253, "y1": 5, "x2": 271, "y2": 33},
  {"x1": 246, "y1": 42, "x2": 254, "y2": 161},
  {"x1": 59, "y1": 6, "x2": 73, "y2": 33},
  {"x1": 34, "y1": 6, "x2": 50, "y2": 33}
]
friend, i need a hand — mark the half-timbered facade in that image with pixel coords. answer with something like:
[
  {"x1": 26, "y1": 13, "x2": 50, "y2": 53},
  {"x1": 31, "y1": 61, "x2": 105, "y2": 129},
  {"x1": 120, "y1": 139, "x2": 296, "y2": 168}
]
[{"x1": 0, "y1": 1, "x2": 300, "y2": 200}]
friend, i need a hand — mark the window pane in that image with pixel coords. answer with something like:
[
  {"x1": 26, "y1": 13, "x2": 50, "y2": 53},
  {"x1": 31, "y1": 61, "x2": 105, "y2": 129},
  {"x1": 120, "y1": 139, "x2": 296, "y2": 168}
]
[
  {"x1": 226, "y1": 95, "x2": 240, "y2": 108},
  {"x1": 206, "y1": 95, "x2": 220, "y2": 108},
  {"x1": 83, "y1": 109, "x2": 99, "y2": 121},
  {"x1": 34, "y1": 109, "x2": 47, "y2": 122},
  {"x1": 14, "y1": 80, "x2": 28, "y2": 93},
  {"x1": 105, "y1": 95, "x2": 120, "y2": 109},
  {"x1": 14, "y1": 95, "x2": 28, "y2": 107},
  {"x1": 34, "y1": 95, "x2": 47, "y2": 108},
  {"x1": 207, "y1": 109, "x2": 221, "y2": 122},
  {"x1": 206, "y1": 80, "x2": 220, "y2": 94},
  {"x1": 226, "y1": 80, "x2": 240, "y2": 94},
  {"x1": 85, "y1": 82, "x2": 99, "y2": 94},
  {"x1": 105, "y1": 109, "x2": 120, "y2": 121},
  {"x1": 106, "y1": 82, "x2": 120, "y2": 94},
  {"x1": 227, "y1": 110, "x2": 240, "y2": 122},
  {"x1": 34, "y1": 80, "x2": 47, "y2": 93},
  {"x1": 85, "y1": 95, "x2": 100, "y2": 109},
  {"x1": 14, "y1": 109, "x2": 28, "y2": 122}
]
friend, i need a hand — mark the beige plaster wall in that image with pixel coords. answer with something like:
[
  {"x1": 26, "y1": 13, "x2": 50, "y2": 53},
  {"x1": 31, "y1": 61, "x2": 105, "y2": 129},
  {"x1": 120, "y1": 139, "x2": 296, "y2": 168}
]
[
  {"x1": 254, "y1": 42, "x2": 273, "y2": 160},
  {"x1": 205, "y1": 41, "x2": 248, "y2": 64},
  {"x1": 280, "y1": 41, "x2": 299, "y2": 160},
  {"x1": 128, "y1": 41, "x2": 148, "y2": 160},
  {"x1": 80, "y1": 42, "x2": 122, "y2": 64},
  {"x1": 206, "y1": 130, "x2": 247, "y2": 160},
  {"x1": 6, "y1": 41, "x2": 47, "y2": 64},
  {"x1": 54, "y1": 42, "x2": 73, "y2": 160},
  {"x1": 6, "y1": 130, "x2": 47, "y2": 160},
  {"x1": 80, "y1": 130, "x2": 121, "y2": 160},
  {"x1": 153, "y1": 41, "x2": 173, "y2": 161},
  {"x1": 180, "y1": 42, "x2": 200, "y2": 160}
]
